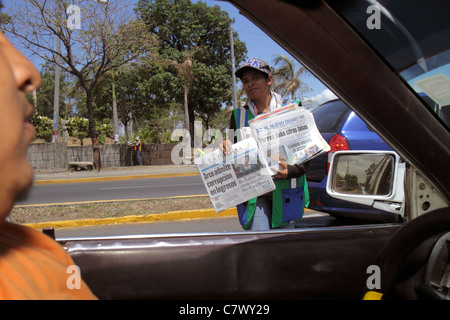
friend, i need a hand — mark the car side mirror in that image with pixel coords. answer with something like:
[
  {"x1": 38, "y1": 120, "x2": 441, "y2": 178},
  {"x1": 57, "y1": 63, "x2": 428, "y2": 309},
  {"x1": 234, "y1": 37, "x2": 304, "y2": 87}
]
[{"x1": 326, "y1": 151, "x2": 405, "y2": 215}]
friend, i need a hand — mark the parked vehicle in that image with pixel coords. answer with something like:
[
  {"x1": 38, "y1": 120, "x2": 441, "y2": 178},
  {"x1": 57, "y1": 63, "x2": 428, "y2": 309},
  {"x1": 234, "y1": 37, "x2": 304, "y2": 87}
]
[{"x1": 305, "y1": 99, "x2": 396, "y2": 222}]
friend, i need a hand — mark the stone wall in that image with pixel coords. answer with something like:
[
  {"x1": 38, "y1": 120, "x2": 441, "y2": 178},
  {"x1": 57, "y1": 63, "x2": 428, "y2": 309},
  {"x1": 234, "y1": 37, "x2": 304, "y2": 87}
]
[
  {"x1": 145, "y1": 143, "x2": 177, "y2": 165},
  {"x1": 27, "y1": 142, "x2": 179, "y2": 170},
  {"x1": 27, "y1": 142, "x2": 67, "y2": 170}
]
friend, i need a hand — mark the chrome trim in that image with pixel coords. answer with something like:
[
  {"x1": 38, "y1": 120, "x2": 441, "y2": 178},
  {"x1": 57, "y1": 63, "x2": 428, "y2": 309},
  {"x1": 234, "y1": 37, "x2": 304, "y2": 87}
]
[{"x1": 59, "y1": 223, "x2": 401, "y2": 253}]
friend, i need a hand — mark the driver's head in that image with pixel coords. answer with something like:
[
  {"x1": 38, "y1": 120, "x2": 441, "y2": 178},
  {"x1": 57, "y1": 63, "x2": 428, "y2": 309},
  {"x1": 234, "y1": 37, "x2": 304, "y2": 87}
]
[{"x1": 0, "y1": 29, "x2": 41, "y2": 223}]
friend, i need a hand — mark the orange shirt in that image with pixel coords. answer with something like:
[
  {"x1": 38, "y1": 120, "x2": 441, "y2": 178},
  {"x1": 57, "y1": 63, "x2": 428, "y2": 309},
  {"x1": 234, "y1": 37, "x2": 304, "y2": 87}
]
[{"x1": 0, "y1": 222, "x2": 97, "y2": 300}]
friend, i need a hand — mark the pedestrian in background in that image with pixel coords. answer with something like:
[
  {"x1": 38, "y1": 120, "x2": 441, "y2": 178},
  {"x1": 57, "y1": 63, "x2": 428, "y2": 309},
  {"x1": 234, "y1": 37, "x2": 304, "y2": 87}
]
[{"x1": 134, "y1": 136, "x2": 143, "y2": 165}]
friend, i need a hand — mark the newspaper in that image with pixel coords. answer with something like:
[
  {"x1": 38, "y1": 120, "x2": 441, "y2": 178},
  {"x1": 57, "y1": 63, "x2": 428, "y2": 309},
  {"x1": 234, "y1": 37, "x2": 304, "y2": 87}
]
[
  {"x1": 249, "y1": 102, "x2": 330, "y2": 174},
  {"x1": 194, "y1": 137, "x2": 275, "y2": 212}
]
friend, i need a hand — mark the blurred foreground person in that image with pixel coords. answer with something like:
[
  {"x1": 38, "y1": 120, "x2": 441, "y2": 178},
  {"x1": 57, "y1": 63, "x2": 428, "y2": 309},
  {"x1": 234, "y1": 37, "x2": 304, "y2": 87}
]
[{"x1": 0, "y1": 29, "x2": 96, "y2": 300}]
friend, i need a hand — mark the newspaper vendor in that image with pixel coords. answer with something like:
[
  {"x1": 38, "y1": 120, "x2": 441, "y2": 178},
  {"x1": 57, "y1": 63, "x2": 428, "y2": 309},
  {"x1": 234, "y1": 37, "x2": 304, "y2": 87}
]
[{"x1": 222, "y1": 58, "x2": 309, "y2": 230}]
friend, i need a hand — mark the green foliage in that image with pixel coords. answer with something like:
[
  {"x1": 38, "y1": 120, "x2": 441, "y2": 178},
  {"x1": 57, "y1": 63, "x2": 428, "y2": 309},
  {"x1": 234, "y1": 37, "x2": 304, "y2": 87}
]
[
  {"x1": 66, "y1": 117, "x2": 89, "y2": 136},
  {"x1": 95, "y1": 119, "x2": 114, "y2": 144},
  {"x1": 97, "y1": 135, "x2": 106, "y2": 145},
  {"x1": 74, "y1": 132, "x2": 89, "y2": 146},
  {"x1": 37, "y1": 130, "x2": 53, "y2": 143},
  {"x1": 133, "y1": 126, "x2": 175, "y2": 144},
  {"x1": 134, "y1": 128, "x2": 153, "y2": 143},
  {"x1": 31, "y1": 115, "x2": 114, "y2": 145},
  {"x1": 30, "y1": 113, "x2": 53, "y2": 133}
]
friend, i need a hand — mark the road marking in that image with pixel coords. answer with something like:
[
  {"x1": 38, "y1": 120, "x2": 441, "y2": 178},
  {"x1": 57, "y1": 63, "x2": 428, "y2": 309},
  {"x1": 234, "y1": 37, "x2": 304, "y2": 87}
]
[{"x1": 99, "y1": 182, "x2": 204, "y2": 190}]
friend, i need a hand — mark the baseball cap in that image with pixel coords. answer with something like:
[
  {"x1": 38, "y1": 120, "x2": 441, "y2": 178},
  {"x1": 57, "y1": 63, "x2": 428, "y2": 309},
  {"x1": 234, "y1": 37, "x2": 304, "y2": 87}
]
[{"x1": 235, "y1": 58, "x2": 273, "y2": 79}]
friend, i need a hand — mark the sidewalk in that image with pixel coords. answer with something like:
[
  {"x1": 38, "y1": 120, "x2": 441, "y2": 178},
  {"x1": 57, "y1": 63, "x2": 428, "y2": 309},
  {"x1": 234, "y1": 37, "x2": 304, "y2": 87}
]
[{"x1": 34, "y1": 164, "x2": 200, "y2": 184}]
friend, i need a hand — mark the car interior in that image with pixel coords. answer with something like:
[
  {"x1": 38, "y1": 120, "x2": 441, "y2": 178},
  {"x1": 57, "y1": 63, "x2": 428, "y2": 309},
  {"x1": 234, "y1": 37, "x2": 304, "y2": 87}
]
[{"x1": 48, "y1": 0, "x2": 450, "y2": 300}]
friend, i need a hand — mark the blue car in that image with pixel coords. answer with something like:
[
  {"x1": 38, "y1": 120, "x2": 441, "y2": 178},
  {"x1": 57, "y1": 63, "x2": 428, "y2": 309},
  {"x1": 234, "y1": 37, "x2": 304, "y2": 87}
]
[{"x1": 305, "y1": 99, "x2": 398, "y2": 222}]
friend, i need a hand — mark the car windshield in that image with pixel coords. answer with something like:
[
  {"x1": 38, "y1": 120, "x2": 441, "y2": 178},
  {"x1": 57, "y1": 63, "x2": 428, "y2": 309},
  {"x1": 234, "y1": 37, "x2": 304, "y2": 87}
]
[
  {"x1": 5, "y1": 0, "x2": 358, "y2": 236},
  {"x1": 327, "y1": 0, "x2": 450, "y2": 131}
]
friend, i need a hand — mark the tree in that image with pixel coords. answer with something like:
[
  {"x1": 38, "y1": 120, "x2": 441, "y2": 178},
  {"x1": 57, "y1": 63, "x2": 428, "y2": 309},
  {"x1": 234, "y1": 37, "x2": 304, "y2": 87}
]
[
  {"x1": 2, "y1": 0, "x2": 157, "y2": 169},
  {"x1": 137, "y1": 0, "x2": 247, "y2": 141},
  {"x1": 272, "y1": 54, "x2": 311, "y2": 103},
  {"x1": 165, "y1": 47, "x2": 199, "y2": 134}
]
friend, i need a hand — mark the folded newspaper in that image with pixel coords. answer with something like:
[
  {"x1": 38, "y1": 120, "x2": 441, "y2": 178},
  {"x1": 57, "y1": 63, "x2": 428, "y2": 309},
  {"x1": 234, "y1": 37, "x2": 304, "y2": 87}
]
[
  {"x1": 249, "y1": 102, "x2": 330, "y2": 174},
  {"x1": 194, "y1": 137, "x2": 275, "y2": 212}
]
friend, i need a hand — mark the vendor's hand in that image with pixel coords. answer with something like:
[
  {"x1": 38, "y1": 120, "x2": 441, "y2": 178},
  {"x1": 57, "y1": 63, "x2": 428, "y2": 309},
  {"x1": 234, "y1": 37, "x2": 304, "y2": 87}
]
[
  {"x1": 272, "y1": 161, "x2": 289, "y2": 179},
  {"x1": 220, "y1": 139, "x2": 232, "y2": 154}
]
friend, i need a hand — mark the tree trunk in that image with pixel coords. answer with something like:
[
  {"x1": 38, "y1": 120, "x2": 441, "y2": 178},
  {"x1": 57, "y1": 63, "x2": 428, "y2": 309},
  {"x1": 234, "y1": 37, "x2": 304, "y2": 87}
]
[
  {"x1": 188, "y1": 103, "x2": 195, "y2": 148},
  {"x1": 86, "y1": 91, "x2": 101, "y2": 171},
  {"x1": 183, "y1": 83, "x2": 189, "y2": 133},
  {"x1": 184, "y1": 83, "x2": 194, "y2": 148}
]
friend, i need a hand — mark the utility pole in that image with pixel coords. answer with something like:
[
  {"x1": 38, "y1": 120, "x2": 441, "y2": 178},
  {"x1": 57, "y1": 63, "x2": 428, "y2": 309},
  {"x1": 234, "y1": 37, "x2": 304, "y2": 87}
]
[
  {"x1": 230, "y1": 23, "x2": 238, "y2": 109},
  {"x1": 112, "y1": 75, "x2": 119, "y2": 144},
  {"x1": 52, "y1": 0, "x2": 62, "y2": 143},
  {"x1": 52, "y1": 39, "x2": 61, "y2": 143}
]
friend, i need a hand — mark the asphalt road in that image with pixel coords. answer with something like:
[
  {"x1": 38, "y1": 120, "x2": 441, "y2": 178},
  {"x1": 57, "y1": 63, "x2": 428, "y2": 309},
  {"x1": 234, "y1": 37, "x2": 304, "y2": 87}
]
[{"x1": 16, "y1": 175, "x2": 207, "y2": 206}]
